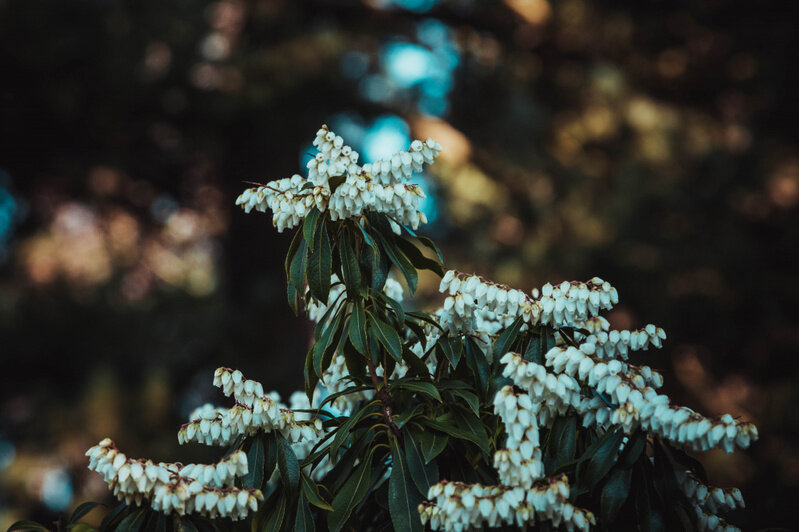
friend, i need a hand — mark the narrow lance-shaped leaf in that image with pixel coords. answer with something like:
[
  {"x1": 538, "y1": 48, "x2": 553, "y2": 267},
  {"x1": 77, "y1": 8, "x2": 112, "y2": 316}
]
[
  {"x1": 277, "y1": 434, "x2": 301, "y2": 492},
  {"x1": 348, "y1": 301, "x2": 368, "y2": 355},
  {"x1": 388, "y1": 438, "x2": 424, "y2": 532},
  {"x1": 327, "y1": 449, "x2": 376, "y2": 532},
  {"x1": 307, "y1": 218, "x2": 332, "y2": 302},
  {"x1": 303, "y1": 207, "x2": 321, "y2": 252},
  {"x1": 245, "y1": 437, "x2": 265, "y2": 489},
  {"x1": 492, "y1": 315, "x2": 525, "y2": 360},
  {"x1": 405, "y1": 428, "x2": 439, "y2": 494},
  {"x1": 600, "y1": 467, "x2": 633, "y2": 525},
  {"x1": 294, "y1": 494, "x2": 315, "y2": 532},
  {"x1": 301, "y1": 473, "x2": 333, "y2": 511},
  {"x1": 339, "y1": 228, "x2": 362, "y2": 294},
  {"x1": 367, "y1": 311, "x2": 403, "y2": 363}
]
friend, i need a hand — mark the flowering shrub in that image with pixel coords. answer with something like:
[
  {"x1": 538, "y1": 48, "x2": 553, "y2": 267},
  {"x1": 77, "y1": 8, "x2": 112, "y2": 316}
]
[{"x1": 13, "y1": 126, "x2": 757, "y2": 532}]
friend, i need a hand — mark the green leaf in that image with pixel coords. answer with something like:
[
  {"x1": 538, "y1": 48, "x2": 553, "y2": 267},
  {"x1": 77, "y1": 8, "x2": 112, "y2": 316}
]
[
  {"x1": 405, "y1": 429, "x2": 439, "y2": 494},
  {"x1": 374, "y1": 231, "x2": 418, "y2": 295},
  {"x1": 619, "y1": 431, "x2": 647, "y2": 470},
  {"x1": 392, "y1": 404, "x2": 424, "y2": 429},
  {"x1": 305, "y1": 343, "x2": 319, "y2": 404},
  {"x1": 418, "y1": 431, "x2": 448, "y2": 464},
  {"x1": 367, "y1": 312, "x2": 403, "y2": 363},
  {"x1": 70, "y1": 502, "x2": 103, "y2": 524},
  {"x1": 406, "y1": 311, "x2": 444, "y2": 331},
  {"x1": 330, "y1": 403, "x2": 377, "y2": 458},
  {"x1": 584, "y1": 428, "x2": 625, "y2": 488},
  {"x1": 285, "y1": 226, "x2": 304, "y2": 279},
  {"x1": 426, "y1": 411, "x2": 490, "y2": 456},
  {"x1": 287, "y1": 238, "x2": 308, "y2": 314},
  {"x1": 339, "y1": 229, "x2": 362, "y2": 294},
  {"x1": 388, "y1": 438, "x2": 424, "y2": 532},
  {"x1": 348, "y1": 301, "x2": 368, "y2": 355},
  {"x1": 294, "y1": 494, "x2": 315, "y2": 532},
  {"x1": 393, "y1": 380, "x2": 442, "y2": 402},
  {"x1": 465, "y1": 338, "x2": 490, "y2": 392},
  {"x1": 278, "y1": 434, "x2": 301, "y2": 492},
  {"x1": 393, "y1": 235, "x2": 444, "y2": 277},
  {"x1": 635, "y1": 463, "x2": 666, "y2": 532},
  {"x1": 492, "y1": 315, "x2": 525, "y2": 360},
  {"x1": 7, "y1": 521, "x2": 49, "y2": 531},
  {"x1": 172, "y1": 518, "x2": 198, "y2": 532},
  {"x1": 450, "y1": 389, "x2": 480, "y2": 417},
  {"x1": 553, "y1": 415, "x2": 578, "y2": 466},
  {"x1": 377, "y1": 292, "x2": 405, "y2": 325},
  {"x1": 328, "y1": 174, "x2": 347, "y2": 194},
  {"x1": 327, "y1": 449, "x2": 376, "y2": 532},
  {"x1": 70, "y1": 524, "x2": 96, "y2": 532},
  {"x1": 148, "y1": 513, "x2": 167, "y2": 532},
  {"x1": 303, "y1": 207, "x2": 321, "y2": 253},
  {"x1": 116, "y1": 509, "x2": 147, "y2": 532},
  {"x1": 301, "y1": 473, "x2": 334, "y2": 511},
  {"x1": 99, "y1": 502, "x2": 127, "y2": 531},
  {"x1": 307, "y1": 219, "x2": 332, "y2": 302},
  {"x1": 437, "y1": 336, "x2": 463, "y2": 369},
  {"x1": 313, "y1": 309, "x2": 344, "y2": 377},
  {"x1": 245, "y1": 437, "x2": 265, "y2": 489},
  {"x1": 262, "y1": 493, "x2": 287, "y2": 532},
  {"x1": 415, "y1": 235, "x2": 443, "y2": 263},
  {"x1": 601, "y1": 467, "x2": 633, "y2": 525}
]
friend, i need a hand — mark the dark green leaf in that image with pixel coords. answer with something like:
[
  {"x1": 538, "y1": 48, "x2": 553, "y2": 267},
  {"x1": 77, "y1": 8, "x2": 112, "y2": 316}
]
[
  {"x1": 419, "y1": 431, "x2": 448, "y2": 464},
  {"x1": 450, "y1": 389, "x2": 480, "y2": 417},
  {"x1": 437, "y1": 336, "x2": 462, "y2": 369},
  {"x1": 405, "y1": 429, "x2": 439, "y2": 494},
  {"x1": 393, "y1": 236, "x2": 444, "y2": 277},
  {"x1": 492, "y1": 315, "x2": 525, "y2": 360},
  {"x1": 416, "y1": 236, "x2": 444, "y2": 263},
  {"x1": 406, "y1": 311, "x2": 444, "y2": 331},
  {"x1": 426, "y1": 411, "x2": 490, "y2": 456},
  {"x1": 305, "y1": 343, "x2": 319, "y2": 404},
  {"x1": 172, "y1": 517, "x2": 198, "y2": 532},
  {"x1": 330, "y1": 403, "x2": 377, "y2": 458},
  {"x1": 394, "y1": 380, "x2": 441, "y2": 402},
  {"x1": 584, "y1": 428, "x2": 625, "y2": 488},
  {"x1": 348, "y1": 301, "x2": 368, "y2": 355},
  {"x1": 70, "y1": 502, "x2": 103, "y2": 524},
  {"x1": 368, "y1": 312, "x2": 403, "y2": 363},
  {"x1": 285, "y1": 226, "x2": 304, "y2": 279},
  {"x1": 619, "y1": 431, "x2": 647, "y2": 470},
  {"x1": 287, "y1": 238, "x2": 308, "y2": 314},
  {"x1": 635, "y1": 463, "x2": 666, "y2": 532},
  {"x1": 339, "y1": 230, "x2": 362, "y2": 294},
  {"x1": 388, "y1": 438, "x2": 424, "y2": 532},
  {"x1": 278, "y1": 435, "x2": 301, "y2": 492},
  {"x1": 374, "y1": 232, "x2": 418, "y2": 295},
  {"x1": 301, "y1": 473, "x2": 334, "y2": 511},
  {"x1": 307, "y1": 219, "x2": 332, "y2": 302},
  {"x1": 327, "y1": 449, "x2": 376, "y2": 532},
  {"x1": 116, "y1": 509, "x2": 147, "y2": 532},
  {"x1": 7, "y1": 521, "x2": 49, "y2": 531},
  {"x1": 378, "y1": 292, "x2": 405, "y2": 325},
  {"x1": 99, "y1": 502, "x2": 127, "y2": 531},
  {"x1": 313, "y1": 310, "x2": 344, "y2": 377},
  {"x1": 303, "y1": 208, "x2": 321, "y2": 253},
  {"x1": 553, "y1": 415, "x2": 578, "y2": 466},
  {"x1": 392, "y1": 403, "x2": 424, "y2": 429},
  {"x1": 245, "y1": 437, "x2": 265, "y2": 489},
  {"x1": 294, "y1": 494, "x2": 315, "y2": 532},
  {"x1": 262, "y1": 492, "x2": 287, "y2": 532},
  {"x1": 601, "y1": 467, "x2": 632, "y2": 524},
  {"x1": 465, "y1": 338, "x2": 490, "y2": 392}
]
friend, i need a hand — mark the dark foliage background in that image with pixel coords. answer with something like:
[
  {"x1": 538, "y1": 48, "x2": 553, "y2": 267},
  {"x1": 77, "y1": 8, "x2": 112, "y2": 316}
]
[{"x1": 0, "y1": 0, "x2": 796, "y2": 529}]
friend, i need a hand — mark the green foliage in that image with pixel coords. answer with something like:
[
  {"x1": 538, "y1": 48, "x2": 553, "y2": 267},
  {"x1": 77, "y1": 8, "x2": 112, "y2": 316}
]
[{"x1": 37, "y1": 209, "x2": 715, "y2": 531}]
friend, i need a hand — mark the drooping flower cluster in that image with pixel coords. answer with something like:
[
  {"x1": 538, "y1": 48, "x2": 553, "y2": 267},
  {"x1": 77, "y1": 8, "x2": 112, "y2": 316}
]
[
  {"x1": 421, "y1": 266, "x2": 757, "y2": 530},
  {"x1": 419, "y1": 476, "x2": 594, "y2": 532},
  {"x1": 85, "y1": 438, "x2": 262, "y2": 520},
  {"x1": 235, "y1": 125, "x2": 441, "y2": 232},
  {"x1": 437, "y1": 270, "x2": 620, "y2": 335},
  {"x1": 177, "y1": 367, "x2": 323, "y2": 446}
]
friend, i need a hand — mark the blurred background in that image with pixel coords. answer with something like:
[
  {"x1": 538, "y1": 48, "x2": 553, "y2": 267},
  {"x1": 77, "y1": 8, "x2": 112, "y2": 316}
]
[{"x1": 0, "y1": 0, "x2": 796, "y2": 529}]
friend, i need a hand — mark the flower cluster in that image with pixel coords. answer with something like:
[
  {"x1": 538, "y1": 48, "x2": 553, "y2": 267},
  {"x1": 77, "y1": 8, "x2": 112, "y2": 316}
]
[
  {"x1": 178, "y1": 367, "x2": 323, "y2": 446},
  {"x1": 236, "y1": 125, "x2": 440, "y2": 232},
  {"x1": 437, "y1": 270, "x2": 620, "y2": 334},
  {"x1": 492, "y1": 386, "x2": 545, "y2": 488},
  {"x1": 419, "y1": 476, "x2": 594, "y2": 532},
  {"x1": 85, "y1": 438, "x2": 262, "y2": 520}
]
